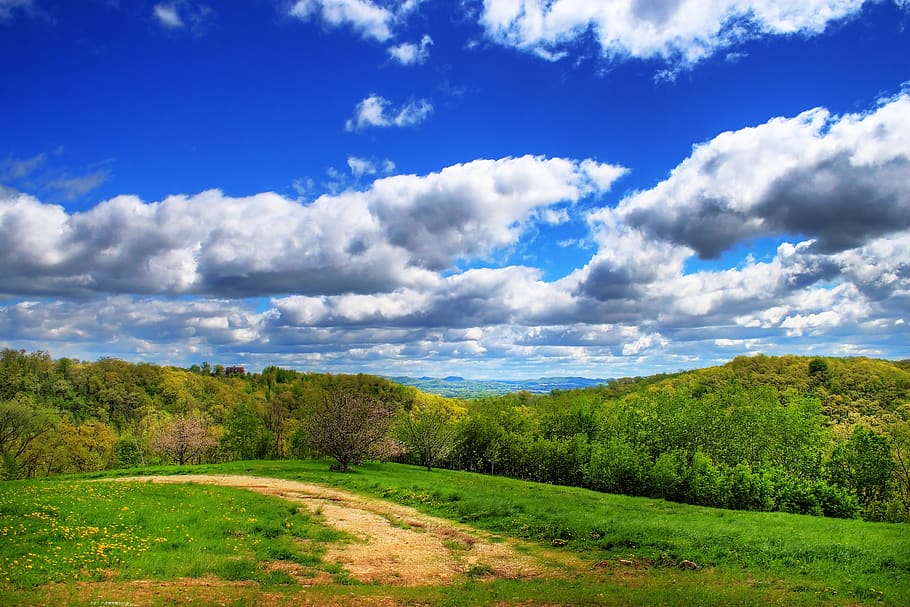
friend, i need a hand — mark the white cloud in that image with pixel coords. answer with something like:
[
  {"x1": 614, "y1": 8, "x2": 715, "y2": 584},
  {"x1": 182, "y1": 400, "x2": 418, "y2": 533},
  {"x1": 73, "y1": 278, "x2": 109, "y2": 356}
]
[
  {"x1": 289, "y1": 0, "x2": 396, "y2": 42},
  {"x1": 0, "y1": 155, "x2": 624, "y2": 298},
  {"x1": 153, "y1": 3, "x2": 183, "y2": 28},
  {"x1": 366, "y1": 155, "x2": 625, "y2": 269},
  {"x1": 346, "y1": 156, "x2": 395, "y2": 178},
  {"x1": 621, "y1": 332, "x2": 666, "y2": 356},
  {"x1": 0, "y1": 296, "x2": 268, "y2": 364},
  {"x1": 152, "y1": 2, "x2": 213, "y2": 33},
  {"x1": 478, "y1": 0, "x2": 891, "y2": 67},
  {"x1": 4, "y1": 94, "x2": 909, "y2": 374},
  {"x1": 611, "y1": 94, "x2": 910, "y2": 259},
  {"x1": 388, "y1": 34, "x2": 433, "y2": 65},
  {"x1": 345, "y1": 94, "x2": 433, "y2": 131},
  {"x1": 347, "y1": 156, "x2": 375, "y2": 177}
]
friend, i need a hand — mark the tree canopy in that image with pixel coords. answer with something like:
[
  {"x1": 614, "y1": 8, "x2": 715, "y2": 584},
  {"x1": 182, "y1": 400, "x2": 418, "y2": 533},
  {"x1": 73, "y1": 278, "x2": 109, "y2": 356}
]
[{"x1": 1, "y1": 348, "x2": 908, "y2": 521}]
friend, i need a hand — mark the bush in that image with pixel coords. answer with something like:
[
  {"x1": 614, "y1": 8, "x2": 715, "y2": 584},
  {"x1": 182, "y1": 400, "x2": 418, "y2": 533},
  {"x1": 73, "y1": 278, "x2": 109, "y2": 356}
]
[
  {"x1": 648, "y1": 450, "x2": 687, "y2": 501},
  {"x1": 683, "y1": 452, "x2": 726, "y2": 507},
  {"x1": 723, "y1": 463, "x2": 773, "y2": 511},
  {"x1": 586, "y1": 438, "x2": 649, "y2": 495},
  {"x1": 809, "y1": 480, "x2": 860, "y2": 519}
]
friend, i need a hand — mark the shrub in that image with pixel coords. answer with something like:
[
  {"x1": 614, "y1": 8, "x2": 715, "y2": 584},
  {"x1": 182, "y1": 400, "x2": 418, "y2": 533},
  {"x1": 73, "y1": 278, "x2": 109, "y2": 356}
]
[{"x1": 585, "y1": 438, "x2": 649, "y2": 495}]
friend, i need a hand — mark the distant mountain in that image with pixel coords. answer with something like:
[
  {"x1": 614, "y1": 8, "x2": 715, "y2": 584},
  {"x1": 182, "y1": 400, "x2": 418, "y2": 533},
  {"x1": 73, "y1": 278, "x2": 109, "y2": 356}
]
[{"x1": 389, "y1": 376, "x2": 611, "y2": 398}]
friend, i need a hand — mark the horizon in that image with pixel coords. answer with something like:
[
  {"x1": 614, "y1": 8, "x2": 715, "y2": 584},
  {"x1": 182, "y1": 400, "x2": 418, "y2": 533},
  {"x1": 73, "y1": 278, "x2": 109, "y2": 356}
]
[
  {"x1": 2, "y1": 1, "x2": 909, "y2": 379},
  {"x1": 8, "y1": 345, "x2": 906, "y2": 384}
]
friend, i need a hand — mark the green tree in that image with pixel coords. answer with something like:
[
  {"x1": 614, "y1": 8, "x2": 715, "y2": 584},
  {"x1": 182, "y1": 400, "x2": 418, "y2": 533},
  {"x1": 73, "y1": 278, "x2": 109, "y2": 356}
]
[
  {"x1": 61, "y1": 420, "x2": 117, "y2": 472},
  {"x1": 828, "y1": 426, "x2": 894, "y2": 509},
  {"x1": 889, "y1": 422, "x2": 910, "y2": 519},
  {"x1": 0, "y1": 397, "x2": 58, "y2": 479},
  {"x1": 265, "y1": 391, "x2": 295, "y2": 459},
  {"x1": 585, "y1": 437, "x2": 649, "y2": 495},
  {"x1": 397, "y1": 405, "x2": 458, "y2": 471},
  {"x1": 221, "y1": 404, "x2": 272, "y2": 460},
  {"x1": 808, "y1": 357, "x2": 830, "y2": 386}
]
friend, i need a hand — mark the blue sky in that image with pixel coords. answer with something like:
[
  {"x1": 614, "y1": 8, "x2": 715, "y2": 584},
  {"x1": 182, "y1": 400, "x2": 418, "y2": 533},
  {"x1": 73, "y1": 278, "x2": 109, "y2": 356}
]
[{"x1": 1, "y1": 0, "x2": 909, "y2": 379}]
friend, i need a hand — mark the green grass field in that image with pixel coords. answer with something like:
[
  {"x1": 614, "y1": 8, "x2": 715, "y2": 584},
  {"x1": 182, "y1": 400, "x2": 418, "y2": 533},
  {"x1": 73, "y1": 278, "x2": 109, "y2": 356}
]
[
  {"x1": 1, "y1": 460, "x2": 908, "y2": 606},
  {"x1": 0, "y1": 478, "x2": 346, "y2": 588}
]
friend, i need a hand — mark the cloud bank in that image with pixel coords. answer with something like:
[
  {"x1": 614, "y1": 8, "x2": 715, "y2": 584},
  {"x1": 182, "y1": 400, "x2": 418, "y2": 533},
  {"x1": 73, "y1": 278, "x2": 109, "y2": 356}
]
[
  {"x1": 0, "y1": 155, "x2": 622, "y2": 297},
  {"x1": 3, "y1": 96, "x2": 909, "y2": 376},
  {"x1": 478, "y1": 0, "x2": 902, "y2": 67}
]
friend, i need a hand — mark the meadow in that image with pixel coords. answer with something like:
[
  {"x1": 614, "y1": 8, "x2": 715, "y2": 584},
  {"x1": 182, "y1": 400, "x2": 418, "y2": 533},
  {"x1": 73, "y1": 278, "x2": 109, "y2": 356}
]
[{"x1": 1, "y1": 459, "x2": 907, "y2": 606}]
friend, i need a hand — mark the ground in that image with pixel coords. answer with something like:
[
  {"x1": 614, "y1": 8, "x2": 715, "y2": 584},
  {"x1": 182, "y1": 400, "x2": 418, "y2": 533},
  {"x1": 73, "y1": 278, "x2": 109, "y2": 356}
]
[{"x1": 111, "y1": 475, "x2": 561, "y2": 586}]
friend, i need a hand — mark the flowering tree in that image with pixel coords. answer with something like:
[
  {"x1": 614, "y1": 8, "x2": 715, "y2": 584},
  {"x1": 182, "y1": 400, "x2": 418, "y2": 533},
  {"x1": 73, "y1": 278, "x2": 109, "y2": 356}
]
[
  {"x1": 304, "y1": 390, "x2": 398, "y2": 471},
  {"x1": 152, "y1": 414, "x2": 218, "y2": 465}
]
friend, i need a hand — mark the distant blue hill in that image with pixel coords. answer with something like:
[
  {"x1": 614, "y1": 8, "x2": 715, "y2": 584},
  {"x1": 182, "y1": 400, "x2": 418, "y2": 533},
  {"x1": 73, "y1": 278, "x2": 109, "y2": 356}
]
[{"x1": 389, "y1": 376, "x2": 611, "y2": 398}]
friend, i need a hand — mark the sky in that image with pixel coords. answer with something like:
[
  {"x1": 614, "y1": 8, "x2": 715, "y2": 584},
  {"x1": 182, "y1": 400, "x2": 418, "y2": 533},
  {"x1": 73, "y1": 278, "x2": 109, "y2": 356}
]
[{"x1": 1, "y1": 0, "x2": 909, "y2": 379}]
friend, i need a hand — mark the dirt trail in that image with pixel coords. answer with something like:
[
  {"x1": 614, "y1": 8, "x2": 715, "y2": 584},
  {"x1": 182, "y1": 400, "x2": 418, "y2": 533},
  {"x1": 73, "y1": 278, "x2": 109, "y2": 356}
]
[{"x1": 112, "y1": 475, "x2": 551, "y2": 586}]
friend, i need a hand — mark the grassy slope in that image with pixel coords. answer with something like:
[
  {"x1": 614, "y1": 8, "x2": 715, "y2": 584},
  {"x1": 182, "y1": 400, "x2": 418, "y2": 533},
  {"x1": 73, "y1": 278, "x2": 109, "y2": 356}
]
[
  {"x1": 47, "y1": 459, "x2": 910, "y2": 606},
  {"x1": 0, "y1": 478, "x2": 346, "y2": 588}
]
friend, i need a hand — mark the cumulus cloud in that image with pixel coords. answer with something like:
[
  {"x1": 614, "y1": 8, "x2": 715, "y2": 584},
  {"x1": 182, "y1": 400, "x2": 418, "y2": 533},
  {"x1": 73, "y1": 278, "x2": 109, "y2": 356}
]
[
  {"x1": 542, "y1": 95, "x2": 910, "y2": 372},
  {"x1": 4, "y1": 95, "x2": 910, "y2": 375},
  {"x1": 289, "y1": 0, "x2": 396, "y2": 42},
  {"x1": 367, "y1": 156, "x2": 623, "y2": 269},
  {"x1": 4, "y1": 225, "x2": 908, "y2": 374},
  {"x1": 611, "y1": 94, "x2": 910, "y2": 259},
  {"x1": 0, "y1": 155, "x2": 624, "y2": 298},
  {"x1": 388, "y1": 33, "x2": 433, "y2": 65},
  {"x1": 345, "y1": 94, "x2": 433, "y2": 131},
  {"x1": 478, "y1": 0, "x2": 894, "y2": 67},
  {"x1": 0, "y1": 296, "x2": 268, "y2": 364}
]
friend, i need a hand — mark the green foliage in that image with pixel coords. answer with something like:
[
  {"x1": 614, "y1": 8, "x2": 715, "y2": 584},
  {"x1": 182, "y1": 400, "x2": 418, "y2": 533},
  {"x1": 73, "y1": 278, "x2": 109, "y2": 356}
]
[
  {"x1": 396, "y1": 402, "x2": 459, "y2": 470},
  {"x1": 0, "y1": 478, "x2": 342, "y2": 588},
  {"x1": 221, "y1": 404, "x2": 272, "y2": 460},
  {"x1": 0, "y1": 397, "x2": 59, "y2": 479},
  {"x1": 827, "y1": 426, "x2": 895, "y2": 518},
  {"x1": 585, "y1": 437, "x2": 649, "y2": 495},
  {"x1": 2, "y1": 348, "x2": 909, "y2": 521}
]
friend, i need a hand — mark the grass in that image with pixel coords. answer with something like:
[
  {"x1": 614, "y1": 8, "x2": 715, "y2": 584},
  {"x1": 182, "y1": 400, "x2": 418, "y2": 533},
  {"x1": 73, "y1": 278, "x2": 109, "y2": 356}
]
[
  {"x1": 0, "y1": 477, "x2": 344, "y2": 590},
  {"x1": 2, "y1": 459, "x2": 909, "y2": 606}
]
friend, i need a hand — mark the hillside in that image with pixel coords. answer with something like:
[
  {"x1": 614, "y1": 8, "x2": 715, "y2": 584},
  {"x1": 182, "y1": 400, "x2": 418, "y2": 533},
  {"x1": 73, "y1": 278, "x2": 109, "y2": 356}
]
[
  {"x1": 1, "y1": 349, "x2": 908, "y2": 522},
  {"x1": 3, "y1": 460, "x2": 908, "y2": 606},
  {"x1": 389, "y1": 375, "x2": 611, "y2": 398}
]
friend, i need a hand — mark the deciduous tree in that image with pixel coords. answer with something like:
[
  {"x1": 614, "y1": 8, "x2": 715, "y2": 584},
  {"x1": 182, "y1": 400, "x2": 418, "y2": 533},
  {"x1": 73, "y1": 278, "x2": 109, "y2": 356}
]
[
  {"x1": 152, "y1": 414, "x2": 218, "y2": 465},
  {"x1": 398, "y1": 405, "x2": 458, "y2": 471},
  {"x1": 304, "y1": 390, "x2": 395, "y2": 471},
  {"x1": 0, "y1": 397, "x2": 58, "y2": 479}
]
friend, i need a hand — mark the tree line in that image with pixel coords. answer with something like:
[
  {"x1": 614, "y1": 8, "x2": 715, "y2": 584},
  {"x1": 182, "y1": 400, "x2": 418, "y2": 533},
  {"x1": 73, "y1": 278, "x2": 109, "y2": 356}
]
[{"x1": 1, "y1": 349, "x2": 908, "y2": 522}]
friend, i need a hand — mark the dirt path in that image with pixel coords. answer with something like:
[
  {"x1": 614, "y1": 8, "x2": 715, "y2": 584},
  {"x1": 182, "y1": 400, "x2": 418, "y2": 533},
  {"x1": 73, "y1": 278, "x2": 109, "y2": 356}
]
[{"x1": 112, "y1": 475, "x2": 551, "y2": 586}]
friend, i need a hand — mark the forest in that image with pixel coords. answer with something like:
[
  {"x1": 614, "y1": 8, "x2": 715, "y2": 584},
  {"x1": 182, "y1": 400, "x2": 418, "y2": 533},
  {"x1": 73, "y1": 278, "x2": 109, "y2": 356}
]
[{"x1": 1, "y1": 348, "x2": 908, "y2": 522}]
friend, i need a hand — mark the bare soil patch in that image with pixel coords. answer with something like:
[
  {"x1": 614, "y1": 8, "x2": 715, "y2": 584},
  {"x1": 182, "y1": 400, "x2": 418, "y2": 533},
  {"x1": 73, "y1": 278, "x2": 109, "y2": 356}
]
[{"x1": 111, "y1": 474, "x2": 551, "y2": 586}]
